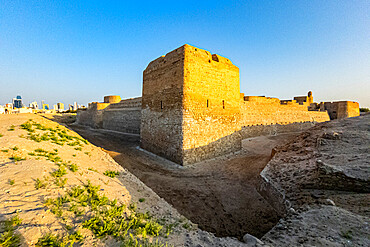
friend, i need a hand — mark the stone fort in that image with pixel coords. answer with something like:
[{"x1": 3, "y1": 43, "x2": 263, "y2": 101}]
[{"x1": 77, "y1": 44, "x2": 359, "y2": 165}]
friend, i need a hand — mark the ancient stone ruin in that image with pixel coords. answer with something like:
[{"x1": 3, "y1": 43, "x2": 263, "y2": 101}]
[{"x1": 77, "y1": 44, "x2": 360, "y2": 165}]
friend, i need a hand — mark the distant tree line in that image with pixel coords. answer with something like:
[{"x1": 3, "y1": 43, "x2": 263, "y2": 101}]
[{"x1": 360, "y1": 108, "x2": 369, "y2": 112}]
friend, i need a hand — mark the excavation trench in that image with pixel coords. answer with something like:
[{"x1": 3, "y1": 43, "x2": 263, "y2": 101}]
[{"x1": 68, "y1": 124, "x2": 295, "y2": 239}]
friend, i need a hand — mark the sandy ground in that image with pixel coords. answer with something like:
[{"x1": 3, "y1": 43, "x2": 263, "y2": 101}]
[
  {"x1": 0, "y1": 114, "x2": 247, "y2": 246},
  {"x1": 63, "y1": 117, "x2": 301, "y2": 240}
]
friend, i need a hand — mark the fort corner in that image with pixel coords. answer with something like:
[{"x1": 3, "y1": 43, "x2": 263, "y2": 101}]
[{"x1": 77, "y1": 44, "x2": 360, "y2": 166}]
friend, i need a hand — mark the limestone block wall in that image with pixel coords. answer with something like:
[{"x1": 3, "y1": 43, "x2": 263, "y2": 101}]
[
  {"x1": 140, "y1": 46, "x2": 185, "y2": 164},
  {"x1": 181, "y1": 45, "x2": 242, "y2": 164},
  {"x1": 76, "y1": 98, "x2": 142, "y2": 134},
  {"x1": 102, "y1": 97, "x2": 142, "y2": 134},
  {"x1": 240, "y1": 96, "x2": 330, "y2": 127},
  {"x1": 240, "y1": 122, "x2": 316, "y2": 139}
]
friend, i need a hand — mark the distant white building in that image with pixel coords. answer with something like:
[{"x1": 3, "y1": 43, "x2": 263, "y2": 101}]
[
  {"x1": 73, "y1": 102, "x2": 77, "y2": 111},
  {"x1": 29, "y1": 101, "x2": 38, "y2": 109},
  {"x1": 0, "y1": 105, "x2": 4, "y2": 114}
]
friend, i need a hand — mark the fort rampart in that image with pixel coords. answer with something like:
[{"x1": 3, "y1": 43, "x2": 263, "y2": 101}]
[{"x1": 77, "y1": 44, "x2": 359, "y2": 165}]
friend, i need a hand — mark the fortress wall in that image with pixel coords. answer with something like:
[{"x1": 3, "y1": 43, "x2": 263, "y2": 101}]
[
  {"x1": 323, "y1": 101, "x2": 360, "y2": 120},
  {"x1": 240, "y1": 122, "x2": 315, "y2": 139},
  {"x1": 346, "y1": 101, "x2": 360, "y2": 118},
  {"x1": 140, "y1": 46, "x2": 186, "y2": 164},
  {"x1": 76, "y1": 98, "x2": 142, "y2": 134},
  {"x1": 102, "y1": 108, "x2": 141, "y2": 134},
  {"x1": 76, "y1": 102, "x2": 110, "y2": 128},
  {"x1": 182, "y1": 45, "x2": 242, "y2": 164},
  {"x1": 240, "y1": 99, "x2": 330, "y2": 127},
  {"x1": 102, "y1": 97, "x2": 142, "y2": 134}
]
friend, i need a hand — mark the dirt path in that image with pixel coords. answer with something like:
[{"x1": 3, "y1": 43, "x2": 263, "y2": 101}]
[{"x1": 68, "y1": 124, "x2": 300, "y2": 239}]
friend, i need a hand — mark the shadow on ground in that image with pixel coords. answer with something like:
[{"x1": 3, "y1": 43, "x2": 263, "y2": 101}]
[{"x1": 45, "y1": 114, "x2": 300, "y2": 239}]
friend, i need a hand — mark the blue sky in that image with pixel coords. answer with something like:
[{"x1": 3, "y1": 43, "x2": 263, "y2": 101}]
[{"x1": 1, "y1": 0, "x2": 369, "y2": 107}]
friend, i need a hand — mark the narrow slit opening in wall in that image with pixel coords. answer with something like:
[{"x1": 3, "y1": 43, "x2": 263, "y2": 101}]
[
  {"x1": 207, "y1": 100, "x2": 209, "y2": 108},
  {"x1": 161, "y1": 101, "x2": 163, "y2": 110},
  {"x1": 222, "y1": 100, "x2": 225, "y2": 109}
]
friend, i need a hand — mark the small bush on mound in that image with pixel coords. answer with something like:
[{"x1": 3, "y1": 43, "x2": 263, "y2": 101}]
[
  {"x1": 35, "y1": 178, "x2": 47, "y2": 190},
  {"x1": 0, "y1": 215, "x2": 22, "y2": 247},
  {"x1": 0, "y1": 133, "x2": 3, "y2": 137},
  {"x1": 8, "y1": 125, "x2": 15, "y2": 131},
  {"x1": 20, "y1": 120, "x2": 88, "y2": 147},
  {"x1": 10, "y1": 155, "x2": 26, "y2": 162},
  {"x1": 68, "y1": 163, "x2": 78, "y2": 172},
  {"x1": 41, "y1": 180, "x2": 172, "y2": 246},
  {"x1": 359, "y1": 107, "x2": 369, "y2": 112},
  {"x1": 51, "y1": 167, "x2": 67, "y2": 178},
  {"x1": 103, "y1": 170, "x2": 120, "y2": 178},
  {"x1": 36, "y1": 231, "x2": 83, "y2": 247},
  {"x1": 9, "y1": 179, "x2": 15, "y2": 185}
]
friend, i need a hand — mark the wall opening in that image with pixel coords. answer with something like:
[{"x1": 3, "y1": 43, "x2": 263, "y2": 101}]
[
  {"x1": 160, "y1": 101, "x2": 163, "y2": 110},
  {"x1": 207, "y1": 100, "x2": 209, "y2": 108},
  {"x1": 222, "y1": 100, "x2": 225, "y2": 109}
]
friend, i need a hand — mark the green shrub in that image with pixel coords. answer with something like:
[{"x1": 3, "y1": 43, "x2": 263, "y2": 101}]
[
  {"x1": 360, "y1": 107, "x2": 369, "y2": 112},
  {"x1": 1, "y1": 149, "x2": 8, "y2": 152},
  {"x1": 12, "y1": 146, "x2": 18, "y2": 151},
  {"x1": 35, "y1": 178, "x2": 47, "y2": 190},
  {"x1": 0, "y1": 133, "x2": 3, "y2": 137},
  {"x1": 42, "y1": 180, "x2": 171, "y2": 246},
  {"x1": 36, "y1": 233, "x2": 64, "y2": 247},
  {"x1": 8, "y1": 125, "x2": 15, "y2": 131},
  {"x1": 103, "y1": 170, "x2": 120, "y2": 178},
  {"x1": 54, "y1": 178, "x2": 68, "y2": 188},
  {"x1": 20, "y1": 121, "x2": 34, "y2": 132},
  {"x1": 51, "y1": 167, "x2": 67, "y2": 178},
  {"x1": 0, "y1": 215, "x2": 22, "y2": 247},
  {"x1": 68, "y1": 163, "x2": 78, "y2": 172},
  {"x1": 9, "y1": 179, "x2": 15, "y2": 185},
  {"x1": 10, "y1": 156, "x2": 25, "y2": 162},
  {"x1": 139, "y1": 198, "x2": 145, "y2": 203}
]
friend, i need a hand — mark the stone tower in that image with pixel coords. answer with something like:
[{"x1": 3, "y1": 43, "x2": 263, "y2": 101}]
[{"x1": 141, "y1": 44, "x2": 242, "y2": 165}]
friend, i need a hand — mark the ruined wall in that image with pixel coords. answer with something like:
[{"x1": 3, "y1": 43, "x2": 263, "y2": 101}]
[
  {"x1": 76, "y1": 102, "x2": 110, "y2": 128},
  {"x1": 140, "y1": 46, "x2": 185, "y2": 164},
  {"x1": 240, "y1": 96, "x2": 330, "y2": 127},
  {"x1": 181, "y1": 45, "x2": 242, "y2": 164},
  {"x1": 322, "y1": 101, "x2": 360, "y2": 120}
]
